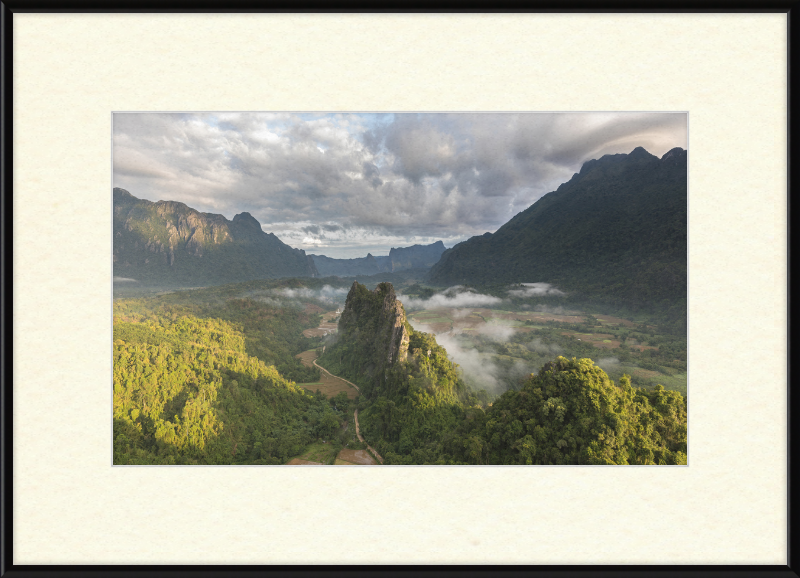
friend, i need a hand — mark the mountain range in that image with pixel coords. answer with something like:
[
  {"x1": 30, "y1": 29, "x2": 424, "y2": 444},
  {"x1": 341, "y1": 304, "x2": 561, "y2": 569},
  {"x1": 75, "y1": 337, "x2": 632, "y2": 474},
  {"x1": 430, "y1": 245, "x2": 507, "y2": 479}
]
[
  {"x1": 428, "y1": 146, "x2": 687, "y2": 315},
  {"x1": 310, "y1": 241, "x2": 446, "y2": 277},
  {"x1": 113, "y1": 188, "x2": 318, "y2": 285},
  {"x1": 115, "y1": 144, "x2": 686, "y2": 319},
  {"x1": 113, "y1": 188, "x2": 448, "y2": 287}
]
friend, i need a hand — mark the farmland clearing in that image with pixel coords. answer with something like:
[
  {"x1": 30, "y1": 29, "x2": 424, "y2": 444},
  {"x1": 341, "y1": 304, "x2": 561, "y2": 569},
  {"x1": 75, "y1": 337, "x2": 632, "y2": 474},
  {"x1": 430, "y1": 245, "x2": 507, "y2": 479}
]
[
  {"x1": 295, "y1": 348, "x2": 359, "y2": 399},
  {"x1": 302, "y1": 309, "x2": 340, "y2": 338}
]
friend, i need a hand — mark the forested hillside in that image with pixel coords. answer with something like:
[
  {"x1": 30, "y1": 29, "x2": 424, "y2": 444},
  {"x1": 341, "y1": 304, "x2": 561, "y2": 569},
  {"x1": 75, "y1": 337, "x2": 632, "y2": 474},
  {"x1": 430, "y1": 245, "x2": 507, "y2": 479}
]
[
  {"x1": 428, "y1": 147, "x2": 687, "y2": 321},
  {"x1": 318, "y1": 281, "x2": 687, "y2": 465},
  {"x1": 113, "y1": 188, "x2": 318, "y2": 286},
  {"x1": 459, "y1": 357, "x2": 686, "y2": 465},
  {"x1": 113, "y1": 281, "x2": 342, "y2": 464}
]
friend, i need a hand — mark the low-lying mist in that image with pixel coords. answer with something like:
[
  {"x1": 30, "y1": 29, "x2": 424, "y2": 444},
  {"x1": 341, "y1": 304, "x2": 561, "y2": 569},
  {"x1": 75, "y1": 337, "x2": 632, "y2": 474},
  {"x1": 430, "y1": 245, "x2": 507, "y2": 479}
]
[
  {"x1": 399, "y1": 285, "x2": 503, "y2": 310},
  {"x1": 528, "y1": 338, "x2": 563, "y2": 355},
  {"x1": 507, "y1": 282, "x2": 565, "y2": 298},
  {"x1": 241, "y1": 284, "x2": 349, "y2": 310},
  {"x1": 410, "y1": 318, "x2": 533, "y2": 396},
  {"x1": 398, "y1": 284, "x2": 573, "y2": 396},
  {"x1": 399, "y1": 282, "x2": 567, "y2": 312},
  {"x1": 596, "y1": 357, "x2": 621, "y2": 372},
  {"x1": 271, "y1": 285, "x2": 349, "y2": 304}
]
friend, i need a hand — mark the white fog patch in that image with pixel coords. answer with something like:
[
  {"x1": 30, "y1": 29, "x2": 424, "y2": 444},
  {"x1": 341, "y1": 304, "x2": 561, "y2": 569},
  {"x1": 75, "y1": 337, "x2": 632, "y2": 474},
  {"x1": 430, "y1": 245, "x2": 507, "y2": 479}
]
[
  {"x1": 252, "y1": 296, "x2": 283, "y2": 307},
  {"x1": 434, "y1": 332, "x2": 504, "y2": 394},
  {"x1": 449, "y1": 308, "x2": 474, "y2": 319},
  {"x1": 512, "y1": 358, "x2": 535, "y2": 380},
  {"x1": 410, "y1": 319, "x2": 511, "y2": 394},
  {"x1": 596, "y1": 357, "x2": 621, "y2": 372},
  {"x1": 474, "y1": 323, "x2": 516, "y2": 342},
  {"x1": 113, "y1": 277, "x2": 138, "y2": 282},
  {"x1": 399, "y1": 286, "x2": 503, "y2": 310},
  {"x1": 528, "y1": 338, "x2": 563, "y2": 355},
  {"x1": 271, "y1": 284, "x2": 348, "y2": 304},
  {"x1": 507, "y1": 282, "x2": 565, "y2": 298}
]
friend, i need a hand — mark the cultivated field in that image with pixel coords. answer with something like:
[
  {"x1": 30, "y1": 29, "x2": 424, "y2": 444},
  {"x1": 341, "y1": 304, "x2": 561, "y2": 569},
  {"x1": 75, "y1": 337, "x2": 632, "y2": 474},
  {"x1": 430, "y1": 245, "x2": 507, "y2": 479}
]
[
  {"x1": 295, "y1": 349, "x2": 359, "y2": 399},
  {"x1": 335, "y1": 449, "x2": 377, "y2": 465},
  {"x1": 302, "y1": 310, "x2": 340, "y2": 338},
  {"x1": 285, "y1": 440, "x2": 339, "y2": 465}
]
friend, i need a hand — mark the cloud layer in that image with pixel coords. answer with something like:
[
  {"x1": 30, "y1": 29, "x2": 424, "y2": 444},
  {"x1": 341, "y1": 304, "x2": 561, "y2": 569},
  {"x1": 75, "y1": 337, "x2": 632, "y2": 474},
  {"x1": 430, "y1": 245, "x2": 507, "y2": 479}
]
[{"x1": 113, "y1": 112, "x2": 687, "y2": 257}]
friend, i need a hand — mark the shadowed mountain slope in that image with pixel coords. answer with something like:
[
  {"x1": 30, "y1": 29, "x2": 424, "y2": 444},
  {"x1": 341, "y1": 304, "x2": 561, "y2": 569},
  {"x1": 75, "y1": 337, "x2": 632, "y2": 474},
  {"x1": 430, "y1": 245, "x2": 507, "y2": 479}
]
[
  {"x1": 428, "y1": 147, "x2": 687, "y2": 316},
  {"x1": 113, "y1": 188, "x2": 318, "y2": 285}
]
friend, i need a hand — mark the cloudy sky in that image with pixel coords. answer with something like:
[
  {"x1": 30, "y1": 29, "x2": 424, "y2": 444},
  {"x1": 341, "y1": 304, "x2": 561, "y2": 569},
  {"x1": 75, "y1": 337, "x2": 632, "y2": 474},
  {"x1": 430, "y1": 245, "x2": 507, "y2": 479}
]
[{"x1": 113, "y1": 112, "x2": 687, "y2": 258}]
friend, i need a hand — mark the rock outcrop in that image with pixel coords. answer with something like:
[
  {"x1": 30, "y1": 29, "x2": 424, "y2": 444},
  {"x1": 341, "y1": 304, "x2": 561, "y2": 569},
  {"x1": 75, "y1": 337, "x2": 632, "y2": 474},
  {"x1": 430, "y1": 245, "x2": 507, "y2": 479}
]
[
  {"x1": 338, "y1": 281, "x2": 410, "y2": 366},
  {"x1": 328, "y1": 281, "x2": 412, "y2": 395}
]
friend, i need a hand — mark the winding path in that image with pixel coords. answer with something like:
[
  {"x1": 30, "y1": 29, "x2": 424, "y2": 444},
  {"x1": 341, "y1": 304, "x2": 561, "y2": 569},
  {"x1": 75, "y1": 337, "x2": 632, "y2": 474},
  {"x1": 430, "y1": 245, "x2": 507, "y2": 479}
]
[
  {"x1": 353, "y1": 408, "x2": 384, "y2": 464},
  {"x1": 313, "y1": 359, "x2": 360, "y2": 393},
  {"x1": 313, "y1": 358, "x2": 384, "y2": 465}
]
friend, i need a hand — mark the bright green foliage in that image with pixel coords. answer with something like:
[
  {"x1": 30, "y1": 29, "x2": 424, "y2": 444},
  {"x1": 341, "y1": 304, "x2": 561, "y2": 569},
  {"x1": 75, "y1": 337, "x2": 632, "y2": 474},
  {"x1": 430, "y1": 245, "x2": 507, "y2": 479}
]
[
  {"x1": 113, "y1": 292, "x2": 340, "y2": 465},
  {"x1": 319, "y1": 283, "x2": 471, "y2": 464},
  {"x1": 462, "y1": 357, "x2": 687, "y2": 465},
  {"x1": 112, "y1": 277, "x2": 687, "y2": 466},
  {"x1": 114, "y1": 282, "x2": 323, "y2": 383},
  {"x1": 359, "y1": 329, "x2": 471, "y2": 464}
]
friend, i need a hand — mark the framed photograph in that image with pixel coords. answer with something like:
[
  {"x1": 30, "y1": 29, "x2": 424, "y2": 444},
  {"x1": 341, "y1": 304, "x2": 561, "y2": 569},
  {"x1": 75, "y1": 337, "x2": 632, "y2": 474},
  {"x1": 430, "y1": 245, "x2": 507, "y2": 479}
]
[{"x1": 3, "y1": 8, "x2": 791, "y2": 573}]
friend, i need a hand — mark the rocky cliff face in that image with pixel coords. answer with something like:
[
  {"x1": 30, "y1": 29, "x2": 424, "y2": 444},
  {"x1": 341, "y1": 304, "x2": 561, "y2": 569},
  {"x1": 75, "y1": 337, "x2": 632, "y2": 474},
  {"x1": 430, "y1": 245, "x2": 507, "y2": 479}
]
[
  {"x1": 322, "y1": 280, "x2": 466, "y2": 404},
  {"x1": 113, "y1": 188, "x2": 318, "y2": 285},
  {"x1": 329, "y1": 281, "x2": 411, "y2": 393},
  {"x1": 338, "y1": 281, "x2": 410, "y2": 366}
]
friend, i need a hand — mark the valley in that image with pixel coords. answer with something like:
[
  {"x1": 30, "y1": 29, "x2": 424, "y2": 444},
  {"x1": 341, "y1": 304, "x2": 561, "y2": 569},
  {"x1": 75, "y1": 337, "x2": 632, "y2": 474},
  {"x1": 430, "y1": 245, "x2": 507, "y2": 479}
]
[
  {"x1": 406, "y1": 305, "x2": 686, "y2": 396},
  {"x1": 112, "y1": 134, "x2": 688, "y2": 466}
]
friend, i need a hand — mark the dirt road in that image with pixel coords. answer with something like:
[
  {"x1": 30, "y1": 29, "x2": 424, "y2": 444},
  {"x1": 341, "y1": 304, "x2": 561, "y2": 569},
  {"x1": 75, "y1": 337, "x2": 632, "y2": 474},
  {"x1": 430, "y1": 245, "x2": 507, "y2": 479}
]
[
  {"x1": 299, "y1": 310, "x2": 384, "y2": 465},
  {"x1": 354, "y1": 408, "x2": 384, "y2": 464},
  {"x1": 296, "y1": 350, "x2": 359, "y2": 399},
  {"x1": 313, "y1": 359, "x2": 360, "y2": 392}
]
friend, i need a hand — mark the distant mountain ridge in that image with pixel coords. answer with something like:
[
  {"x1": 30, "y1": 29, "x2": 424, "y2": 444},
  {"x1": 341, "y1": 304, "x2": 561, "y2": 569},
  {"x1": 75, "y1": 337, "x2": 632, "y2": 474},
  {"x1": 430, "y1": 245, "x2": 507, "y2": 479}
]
[
  {"x1": 428, "y1": 147, "x2": 687, "y2": 316},
  {"x1": 310, "y1": 253, "x2": 391, "y2": 277},
  {"x1": 389, "y1": 241, "x2": 447, "y2": 270},
  {"x1": 310, "y1": 240, "x2": 446, "y2": 277},
  {"x1": 113, "y1": 188, "x2": 318, "y2": 285}
]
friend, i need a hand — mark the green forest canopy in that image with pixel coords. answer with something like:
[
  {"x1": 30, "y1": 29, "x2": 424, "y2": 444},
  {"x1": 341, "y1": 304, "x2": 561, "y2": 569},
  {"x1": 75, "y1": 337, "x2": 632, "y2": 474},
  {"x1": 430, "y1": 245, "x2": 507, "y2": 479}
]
[{"x1": 113, "y1": 278, "x2": 687, "y2": 465}]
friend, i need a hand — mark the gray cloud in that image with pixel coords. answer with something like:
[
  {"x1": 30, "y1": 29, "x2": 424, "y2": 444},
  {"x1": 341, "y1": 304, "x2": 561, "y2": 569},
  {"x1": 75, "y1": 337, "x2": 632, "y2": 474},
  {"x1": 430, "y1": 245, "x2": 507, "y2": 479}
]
[{"x1": 113, "y1": 112, "x2": 686, "y2": 257}]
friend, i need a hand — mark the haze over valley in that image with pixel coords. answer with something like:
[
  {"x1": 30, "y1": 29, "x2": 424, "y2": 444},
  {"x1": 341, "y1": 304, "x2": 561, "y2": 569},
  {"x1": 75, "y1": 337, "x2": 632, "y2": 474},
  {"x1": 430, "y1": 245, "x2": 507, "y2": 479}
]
[{"x1": 113, "y1": 112, "x2": 687, "y2": 465}]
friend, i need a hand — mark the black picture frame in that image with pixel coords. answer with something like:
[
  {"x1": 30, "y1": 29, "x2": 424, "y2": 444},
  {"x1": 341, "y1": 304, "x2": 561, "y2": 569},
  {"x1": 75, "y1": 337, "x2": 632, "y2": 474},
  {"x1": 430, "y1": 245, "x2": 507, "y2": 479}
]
[{"x1": 1, "y1": 3, "x2": 795, "y2": 576}]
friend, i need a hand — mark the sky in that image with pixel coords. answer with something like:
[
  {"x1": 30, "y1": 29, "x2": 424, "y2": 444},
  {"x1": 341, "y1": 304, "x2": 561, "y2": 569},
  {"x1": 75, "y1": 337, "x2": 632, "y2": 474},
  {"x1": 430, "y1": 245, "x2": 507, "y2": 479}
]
[{"x1": 113, "y1": 112, "x2": 687, "y2": 258}]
